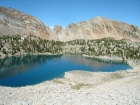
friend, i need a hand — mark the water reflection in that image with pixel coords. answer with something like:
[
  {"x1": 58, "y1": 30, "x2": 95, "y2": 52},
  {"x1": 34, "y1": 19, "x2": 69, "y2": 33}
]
[
  {"x1": 0, "y1": 55, "x2": 61, "y2": 79},
  {"x1": 64, "y1": 55, "x2": 127, "y2": 70}
]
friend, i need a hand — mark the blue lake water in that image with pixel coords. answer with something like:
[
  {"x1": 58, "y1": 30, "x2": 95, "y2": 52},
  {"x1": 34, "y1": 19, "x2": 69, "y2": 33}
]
[{"x1": 0, "y1": 55, "x2": 130, "y2": 87}]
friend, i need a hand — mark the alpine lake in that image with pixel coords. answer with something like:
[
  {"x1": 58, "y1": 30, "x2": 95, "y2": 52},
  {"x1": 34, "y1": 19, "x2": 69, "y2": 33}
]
[{"x1": 0, "y1": 54, "x2": 130, "y2": 87}]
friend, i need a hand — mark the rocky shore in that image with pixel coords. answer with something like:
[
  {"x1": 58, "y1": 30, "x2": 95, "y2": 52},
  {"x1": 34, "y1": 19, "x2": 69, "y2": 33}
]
[
  {"x1": 0, "y1": 58, "x2": 140, "y2": 105},
  {"x1": 83, "y1": 54, "x2": 123, "y2": 62}
]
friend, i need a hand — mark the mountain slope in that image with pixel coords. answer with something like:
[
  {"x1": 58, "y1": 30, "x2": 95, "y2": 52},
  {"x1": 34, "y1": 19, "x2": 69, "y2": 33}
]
[
  {"x1": 0, "y1": 6, "x2": 50, "y2": 39},
  {"x1": 55, "y1": 16, "x2": 140, "y2": 41}
]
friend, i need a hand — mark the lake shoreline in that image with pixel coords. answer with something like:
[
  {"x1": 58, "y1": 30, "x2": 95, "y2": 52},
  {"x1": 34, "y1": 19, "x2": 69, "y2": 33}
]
[
  {"x1": 82, "y1": 54, "x2": 123, "y2": 62},
  {"x1": 0, "y1": 52, "x2": 62, "y2": 59},
  {"x1": 0, "y1": 55, "x2": 140, "y2": 104}
]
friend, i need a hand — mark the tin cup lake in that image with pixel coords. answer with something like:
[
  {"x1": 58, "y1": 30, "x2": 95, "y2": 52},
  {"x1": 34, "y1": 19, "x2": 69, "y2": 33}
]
[{"x1": 0, "y1": 54, "x2": 130, "y2": 87}]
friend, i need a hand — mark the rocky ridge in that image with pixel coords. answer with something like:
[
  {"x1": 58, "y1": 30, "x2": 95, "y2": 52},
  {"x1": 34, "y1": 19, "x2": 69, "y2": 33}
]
[
  {"x1": 0, "y1": 6, "x2": 140, "y2": 42},
  {"x1": 56, "y1": 16, "x2": 140, "y2": 41},
  {"x1": 0, "y1": 6, "x2": 50, "y2": 39}
]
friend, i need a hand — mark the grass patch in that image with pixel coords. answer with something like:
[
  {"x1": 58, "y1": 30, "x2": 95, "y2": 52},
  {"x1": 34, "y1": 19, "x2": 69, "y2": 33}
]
[
  {"x1": 71, "y1": 83, "x2": 92, "y2": 90},
  {"x1": 53, "y1": 79, "x2": 64, "y2": 84},
  {"x1": 110, "y1": 73, "x2": 123, "y2": 79}
]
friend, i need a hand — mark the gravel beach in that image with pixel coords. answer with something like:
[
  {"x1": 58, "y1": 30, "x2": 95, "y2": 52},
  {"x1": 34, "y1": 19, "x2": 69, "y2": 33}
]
[{"x1": 0, "y1": 60, "x2": 140, "y2": 105}]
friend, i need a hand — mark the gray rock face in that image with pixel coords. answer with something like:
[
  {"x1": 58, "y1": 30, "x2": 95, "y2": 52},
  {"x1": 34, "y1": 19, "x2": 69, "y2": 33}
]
[
  {"x1": 56, "y1": 16, "x2": 140, "y2": 42},
  {"x1": 0, "y1": 7, "x2": 140, "y2": 42},
  {"x1": 0, "y1": 6, "x2": 50, "y2": 39},
  {"x1": 54, "y1": 25, "x2": 62, "y2": 34}
]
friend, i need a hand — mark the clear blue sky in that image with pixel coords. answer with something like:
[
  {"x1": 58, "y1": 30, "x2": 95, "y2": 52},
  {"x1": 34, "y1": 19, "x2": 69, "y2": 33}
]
[{"x1": 0, "y1": 0, "x2": 140, "y2": 28}]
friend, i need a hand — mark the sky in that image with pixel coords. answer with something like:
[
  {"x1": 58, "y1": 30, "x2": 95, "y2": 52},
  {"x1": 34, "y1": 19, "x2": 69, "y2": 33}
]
[{"x1": 0, "y1": 0, "x2": 140, "y2": 28}]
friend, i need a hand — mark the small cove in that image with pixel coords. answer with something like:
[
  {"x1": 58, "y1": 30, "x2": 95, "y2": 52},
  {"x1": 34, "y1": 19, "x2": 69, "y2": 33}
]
[{"x1": 0, "y1": 55, "x2": 130, "y2": 87}]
